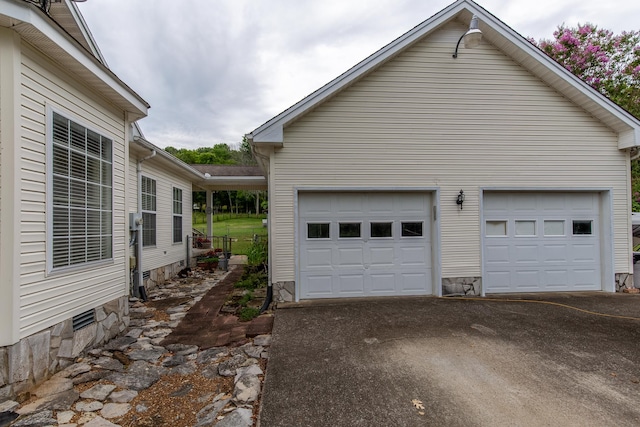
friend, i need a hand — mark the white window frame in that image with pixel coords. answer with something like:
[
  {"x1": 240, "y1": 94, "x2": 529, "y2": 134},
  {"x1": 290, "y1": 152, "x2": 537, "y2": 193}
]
[
  {"x1": 401, "y1": 221, "x2": 424, "y2": 238},
  {"x1": 141, "y1": 175, "x2": 157, "y2": 247},
  {"x1": 46, "y1": 107, "x2": 114, "y2": 273},
  {"x1": 338, "y1": 222, "x2": 362, "y2": 239},
  {"x1": 485, "y1": 220, "x2": 508, "y2": 237},
  {"x1": 307, "y1": 222, "x2": 331, "y2": 240},
  {"x1": 514, "y1": 219, "x2": 537, "y2": 237},
  {"x1": 173, "y1": 187, "x2": 183, "y2": 244}
]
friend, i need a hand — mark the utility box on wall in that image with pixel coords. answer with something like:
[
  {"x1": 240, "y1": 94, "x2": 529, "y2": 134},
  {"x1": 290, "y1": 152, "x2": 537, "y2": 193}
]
[{"x1": 129, "y1": 213, "x2": 143, "y2": 231}]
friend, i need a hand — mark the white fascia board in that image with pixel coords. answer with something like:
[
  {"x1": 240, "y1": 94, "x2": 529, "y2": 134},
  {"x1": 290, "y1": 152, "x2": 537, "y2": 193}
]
[
  {"x1": 66, "y1": 0, "x2": 107, "y2": 65},
  {"x1": 250, "y1": 0, "x2": 467, "y2": 144},
  {"x1": 3, "y1": 1, "x2": 149, "y2": 117}
]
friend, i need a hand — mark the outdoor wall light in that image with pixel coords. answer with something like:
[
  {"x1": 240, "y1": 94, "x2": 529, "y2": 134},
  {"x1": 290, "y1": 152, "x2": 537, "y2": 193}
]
[
  {"x1": 452, "y1": 15, "x2": 483, "y2": 58},
  {"x1": 456, "y1": 190, "x2": 465, "y2": 209}
]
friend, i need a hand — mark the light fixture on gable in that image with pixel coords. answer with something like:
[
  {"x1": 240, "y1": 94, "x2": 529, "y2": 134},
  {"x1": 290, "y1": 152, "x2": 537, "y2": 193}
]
[{"x1": 452, "y1": 15, "x2": 483, "y2": 58}]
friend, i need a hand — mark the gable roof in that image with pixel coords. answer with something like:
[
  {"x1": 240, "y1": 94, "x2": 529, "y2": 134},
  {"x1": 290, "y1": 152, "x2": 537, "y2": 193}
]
[{"x1": 247, "y1": 0, "x2": 640, "y2": 149}]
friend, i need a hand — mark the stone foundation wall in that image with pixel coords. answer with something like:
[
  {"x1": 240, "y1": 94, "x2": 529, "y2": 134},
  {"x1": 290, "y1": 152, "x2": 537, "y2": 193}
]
[
  {"x1": 144, "y1": 260, "x2": 186, "y2": 291},
  {"x1": 442, "y1": 277, "x2": 482, "y2": 296},
  {"x1": 0, "y1": 296, "x2": 129, "y2": 402},
  {"x1": 273, "y1": 281, "x2": 295, "y2": 303},
  {"x1": 615, "y1": 273, "x2": 634, "y2": 292}
]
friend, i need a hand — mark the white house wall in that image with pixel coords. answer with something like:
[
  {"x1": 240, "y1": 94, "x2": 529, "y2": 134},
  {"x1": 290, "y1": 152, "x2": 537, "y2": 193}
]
[
  {"x1": 17, "y1": 41, "x2": 129, "y2": 339},
  {"x1": 269, "y1": 22, "x2": 630, "y2": 285},
  {"x1": 127, "y1": 157, "x2": 193, "y2": 273}
]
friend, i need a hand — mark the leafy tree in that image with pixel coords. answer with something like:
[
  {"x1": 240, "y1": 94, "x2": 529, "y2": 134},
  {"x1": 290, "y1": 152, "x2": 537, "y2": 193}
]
[
  {"x1": 535, "y1": 24, "x2": 640, "y2": 118},
  {"x1": 534, "y1": 25, "x2": 640, "y2": 210}
]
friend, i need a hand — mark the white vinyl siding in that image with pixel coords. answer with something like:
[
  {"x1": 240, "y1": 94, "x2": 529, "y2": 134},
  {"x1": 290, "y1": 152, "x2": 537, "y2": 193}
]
[
  {"x1": 173, "y1": 187, "x2": 183, "y2": 244},
  {"x1": 128, "y1": 158, "x2": 192, "y2": 272},
  {"x1": 268, "y1": 21, "x2": 630, "y2": 285},
  {"x1": 18, "y1": 42, "x2": 128, "y2": 338}
]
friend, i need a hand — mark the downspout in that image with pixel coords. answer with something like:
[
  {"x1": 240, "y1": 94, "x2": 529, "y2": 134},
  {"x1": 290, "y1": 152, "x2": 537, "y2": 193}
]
[{"x1": 136, "y1": 149, "x2": 156, "y2": 300}]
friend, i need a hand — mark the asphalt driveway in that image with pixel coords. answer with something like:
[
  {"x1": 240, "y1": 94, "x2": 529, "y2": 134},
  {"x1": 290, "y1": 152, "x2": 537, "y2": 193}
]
[{"x1": 259, "y1": 293, "x2": 640, "y2": 427}]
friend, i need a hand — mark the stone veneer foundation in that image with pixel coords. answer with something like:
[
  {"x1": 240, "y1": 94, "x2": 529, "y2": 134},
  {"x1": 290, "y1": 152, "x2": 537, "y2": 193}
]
[
  {"x1": 615, "y1": 272, "x2": 634, "y2": 292},
  {"x1": 0, "y1": 296, "x2": 129, "y2": 402},
  {"x1": 442, "y1": 277, "x2": 482, "y2": 296}
]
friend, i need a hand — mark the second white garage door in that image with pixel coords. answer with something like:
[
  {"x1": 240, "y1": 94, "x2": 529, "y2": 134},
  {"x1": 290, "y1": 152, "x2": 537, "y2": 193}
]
[
  {"x1": 483, "y1": 192, "x2": 602, "y2": 293},
  {"x1": 299, "y1": 192, "x2": 432, "y2": 299}
]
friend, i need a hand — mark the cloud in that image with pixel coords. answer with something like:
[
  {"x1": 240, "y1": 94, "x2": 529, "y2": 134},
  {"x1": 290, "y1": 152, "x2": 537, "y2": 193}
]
[{"x1": 78, "y1": 0, "x2": 640, "y2": 149}]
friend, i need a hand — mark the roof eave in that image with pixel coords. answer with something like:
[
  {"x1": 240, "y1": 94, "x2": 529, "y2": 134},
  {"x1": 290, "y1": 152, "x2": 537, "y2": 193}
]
[{"x1": 2, "y1": 1, "x2": 149, "y2": 120}]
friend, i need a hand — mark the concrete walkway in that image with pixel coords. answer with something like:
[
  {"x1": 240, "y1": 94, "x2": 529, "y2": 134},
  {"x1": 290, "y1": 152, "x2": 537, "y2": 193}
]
[{"x1": 260, "y1": 293, "x2": 640, "y2": 427}]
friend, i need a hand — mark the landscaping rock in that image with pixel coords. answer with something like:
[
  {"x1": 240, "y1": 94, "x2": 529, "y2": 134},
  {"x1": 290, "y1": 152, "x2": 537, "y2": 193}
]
[
  {"x1": 100, "y1": 402, "x2": 130, "y2": 418},
  {"x1": 108, "y1": 389, "x2": 138, "y2": 403},
  {"x1": 80, "y1": 384, "x2": 116, "y2": 401},
  {"x1": 215, "y1": 408, "x2": 253, "y2": 427}
]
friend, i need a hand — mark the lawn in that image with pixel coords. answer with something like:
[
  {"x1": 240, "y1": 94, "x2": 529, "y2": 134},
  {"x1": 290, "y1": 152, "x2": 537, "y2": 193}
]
[{"x1": 193, "y1": 214, "x2": 267, "y2": 255}]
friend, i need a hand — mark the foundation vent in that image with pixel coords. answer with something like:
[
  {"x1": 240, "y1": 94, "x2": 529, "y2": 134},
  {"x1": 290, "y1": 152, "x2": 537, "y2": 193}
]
[{"x1": 72, "y1": 309, "x2": 96, "y2": 331}]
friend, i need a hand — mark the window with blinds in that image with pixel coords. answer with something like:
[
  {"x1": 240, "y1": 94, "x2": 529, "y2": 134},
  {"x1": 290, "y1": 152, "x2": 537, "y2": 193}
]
[
  {"x1": 141, "y1": 176, "x2": 156, "y2": 246},
  {"x1": 173, "y1": 187, "x2": 183, "y2": 243},
  {"x1": 51, "y1": 112, "x2": 113, "y2": 269}
]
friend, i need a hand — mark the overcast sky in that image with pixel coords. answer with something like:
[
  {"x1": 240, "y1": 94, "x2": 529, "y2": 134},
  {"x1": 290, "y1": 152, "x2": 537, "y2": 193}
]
[{"x1": 77, "y1": 0, "x2": 640, "y2": 150}]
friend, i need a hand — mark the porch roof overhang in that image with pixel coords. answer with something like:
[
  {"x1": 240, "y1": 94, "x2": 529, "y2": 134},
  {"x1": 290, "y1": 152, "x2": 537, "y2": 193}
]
[{"x1": 131, "y1": 138, "x2": 267, "y2": 191}]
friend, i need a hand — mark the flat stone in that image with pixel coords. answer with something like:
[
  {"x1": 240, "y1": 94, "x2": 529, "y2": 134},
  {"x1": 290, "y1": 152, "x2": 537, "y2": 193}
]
[
  {"x1": 195, "y1": 398, "x2": 230, "y2": 427},
  {"x1": 169, "y1": 383, "x2": 192, "y2": 397},
  {"x1": 166, "y1": 306, "x2": 187, "y2": 314},
  {"x1": 125, "y1": 329, "x2": 143, "y2": 339},
  {"x1": 60, "y1": 362, "x2": 92, "y2": 378},
  {"x1": 11, "y1": 410, "x2": 57, "y2": 427},
  {"x1": 127, "y1": 348, "x2": 165, "y2": 362},
  {"x1": 100, "y1": 402, "x2": 130, "y2": 418},
  {"x1": 76, "y1": 400, "x2": 104, "y2": 412},
  {"x1": 57, "y1": 410, "x2": 75, "y2": 424},
  {"x1": 253, "y1": 335, "x2": 272, "y2": 347},
  {"x1": 27, "y1": 331, "x2": 51, "y2": 383},
  {"x1": 24, "y1": 389, "x2": 79, "y2": 413},
  {"x1": 244, "y1": 345, "x2": 264, "y2": 359},
  {"x1": 215, "y1": 408, "x2": 253, "y2": 427},
  {"x1": 8, "y1": 340, "x2": 30, "y2": 383},
  {"x1": 108, "y1": 389, "x2": 138, "y2": 403},
  {"x1": 219, "y1": 354, "x2": 247, "y2": 377},
  {"x1": 135, "y1": 403, "x2": 148, "y2": 413},
  {"x1": 72, "y1": 370, "x2": 109, "y2": 385},
  {"x1": 103, "y1": 313, "x2": 118, "y2": 331},
  {"x1": 80, "y1": 384, "x2": 116, "y2": 401},
  {"x1": 107, "y1": 361, "x2": 165, "y2": 391},
  {"x1": 197, "y1": 347, "x2": 229, "y2": 365},
  {"x1": 235, "y1": 365, "x2": 263, "y2": 383},
  {"x1": 33, "y1": 377, "x2": 73, "y2": 398},
  {"x1": 92, "y1": 357, "x2": 124, "y2": 372},
  {"x1": 77, "y1": 412, "x2": 98, "y2": 424},
  {"x1": 143, "y1": 328, "x2": 172, "y2": 339},
  {"x1": 72, "y1": 323, "x2": 98, "y2": 357},
  {"x1": 232, "y1": 375, "x2": 261, "y2": 403},
  {"x1": 0, "y1": 400, "x2": 19, "y2": 413},
  {"x1": 162, "y1": 355, "x2": 186, "y2": 367},
  {"x1": 171, "y1": 361, "x2": 197, "y2": 376},
  {"x1": 83, "y1": 416, "x2": 120, "y2": 427},
  {"x1": 58, "y1": 339, "x2": 74, "y2": 359},
  {"x1": 103, "y1": 336, "x2": 137, "y2": 352}
]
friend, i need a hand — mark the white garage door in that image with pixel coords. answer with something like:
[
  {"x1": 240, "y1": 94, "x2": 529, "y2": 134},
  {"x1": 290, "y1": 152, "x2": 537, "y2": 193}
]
[
  {"x1": 299, "y1": 192, "x2": 432, "y2": 299},
  {"x1": 483, "y1": 192, "x2": 601, "y2": 293}
]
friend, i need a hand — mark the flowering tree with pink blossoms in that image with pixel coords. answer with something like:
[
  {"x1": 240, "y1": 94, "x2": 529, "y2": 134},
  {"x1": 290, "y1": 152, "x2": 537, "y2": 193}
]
[
  {"x1": 535, "y1": 25, "x2": 640, "y2": 211},
  {"x1": 535, "y1": 24, "x2": 640, "y2": 119}
]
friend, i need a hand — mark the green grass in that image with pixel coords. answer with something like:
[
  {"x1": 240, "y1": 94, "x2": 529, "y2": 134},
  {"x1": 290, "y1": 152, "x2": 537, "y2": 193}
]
[{"x1": 193, "y1": 214, "x2": 267, "y2": 255}]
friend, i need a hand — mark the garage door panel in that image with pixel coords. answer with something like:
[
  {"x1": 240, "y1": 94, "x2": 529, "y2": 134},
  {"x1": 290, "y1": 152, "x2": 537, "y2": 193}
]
[
  {"x1": 338, "y1": 274, "x2": 365, "y2": 294},
  {"x1": 542, "y1": 244, "x2": 568, "y2": 263},
  {"x1": 401, "y1": 272, "x2": 429, "y2": 292},
  {"x1": 303, "y1": 248, "x2": 333, "y2": 268},
  {"x1": 543, "y1": 269, "x2": 569, "y2": 287},
  {"x1": 370, "y1": 247, "x2": 394, "y2": 266},
  {"x1": 399, "y1": 246, "x2": 428, "y2": 266},
  {"x1": 299, "y1": 192, "x2": 432, "y2": 299},
  {"x1": 484, "y1": 192, "x2": 601, "y2": 293},
  {"x1": 571, "y1": 244, "x2": 597, "y2": 262},
  {"x1": 304, "y1": 275, "x2": 334, "y2": 297},
  {"x1": 370, "y1": 273, "x2": 396, "y2": 293},
  {"x1": 337, "y1": 248, "x2": 364, "y2": 267},
  {"x1": 513, "y1": 245, "x2": 539, "y2": 263}
]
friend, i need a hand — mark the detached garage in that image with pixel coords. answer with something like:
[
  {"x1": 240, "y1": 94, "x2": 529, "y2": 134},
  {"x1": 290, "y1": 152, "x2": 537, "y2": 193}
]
[{"x1": 247, "y1": 0, "x2": 640, "y2": 302}]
